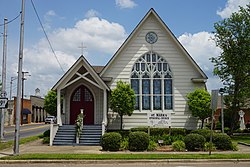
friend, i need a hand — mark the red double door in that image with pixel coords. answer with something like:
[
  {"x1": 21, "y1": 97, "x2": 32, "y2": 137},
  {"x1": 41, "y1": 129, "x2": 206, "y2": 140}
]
[{"x1": 70, "y1": 85, "x2": 94, "y2": 125}]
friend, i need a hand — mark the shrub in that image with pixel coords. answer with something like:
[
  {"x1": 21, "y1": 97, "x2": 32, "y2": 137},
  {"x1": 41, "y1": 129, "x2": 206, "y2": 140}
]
[
  {"x1": 42, "y1": 137, "x2": 50, "y2": 144},
  {"x1": 191, "y1": 129, "x2": 211, "y2": 142},
  {"x1": 184, "y1": 133, "x2": 205, "y2": 151},
  {"x1": 100, "y1": 132, "x2": 122, "y2": 151},
  {"x1": 43, "y1": 130, "x2": 50, "y2": 137},
  {"x1": 170, "y1": 135, "x2": 185, "y2": 143},
  {"x1": 120, "y1": 137, "x2": 129, "y2": 151},
  {"x1": 212, "y1": 133, "x2": 233, "y2": 150},
  {"x1": 107, "y1": 130, "x2": 130, "y2": 138},
  {"x1": 172, "y1": 140, "x2": 185, "y2": 151},
  {"x1": 204, "y1": 142, "x2": 216, "y2": 151},
  {"x1": 170, "y1": 128, "x2": 187, "y2": 136},
  {"x1": 147, "y1": 140, "x2": 158, "y2": 151},
  {"x1": 232, "y1": 143, "x2": 239, "y2": 151},
  {"x1": 129, "y1": 131, "x2": 149, "y2": 151}
]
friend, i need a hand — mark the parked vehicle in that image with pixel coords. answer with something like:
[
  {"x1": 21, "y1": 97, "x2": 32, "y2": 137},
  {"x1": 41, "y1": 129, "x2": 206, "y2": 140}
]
[{"x1": 45, "y1": 116, "x2": 56, "y2": 124}]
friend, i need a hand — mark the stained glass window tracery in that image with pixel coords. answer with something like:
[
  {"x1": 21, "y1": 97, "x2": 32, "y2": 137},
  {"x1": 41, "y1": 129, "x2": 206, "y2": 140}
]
[{"x1": 131, "y1": 52, "x2": 173, "y2": 111}]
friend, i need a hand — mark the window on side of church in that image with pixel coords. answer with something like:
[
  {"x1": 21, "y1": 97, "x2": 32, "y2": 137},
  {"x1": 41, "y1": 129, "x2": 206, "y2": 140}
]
[{"x1": 131, "y1": 52, "x2": 173, "y2": 111}]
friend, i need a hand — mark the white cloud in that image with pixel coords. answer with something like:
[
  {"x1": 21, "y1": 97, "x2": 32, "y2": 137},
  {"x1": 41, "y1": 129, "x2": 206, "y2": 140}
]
[
  {"x1": 46, "y1": 10, "x2": 56, "y2": 17},
  {"x1": 85, "y1": 9, "x2": 100, "y2": 18},
  {"x1": 115, "y1": 0, "x2": 137, "y2": 9},
  {"x1": 217, "y1": 0, "x2": 250, "y2": 18},
  {"x1": 178, "y1": 32, "x2": 223, "y2": 91},
  {"x1": 17, "y1": 17, "x2": 127, "y2": 96}
]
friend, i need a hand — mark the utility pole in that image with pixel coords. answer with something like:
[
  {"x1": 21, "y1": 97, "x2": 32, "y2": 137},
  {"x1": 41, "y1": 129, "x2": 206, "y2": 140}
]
[
  {"x1": 0, "y1": 17, "x2": 8, "y2": 141},
  {"x1": 14, "y1": 0, "x2": 25, "y2": 156}
]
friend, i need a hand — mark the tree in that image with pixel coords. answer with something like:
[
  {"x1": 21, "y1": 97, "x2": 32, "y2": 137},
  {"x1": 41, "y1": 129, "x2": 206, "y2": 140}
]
[
  {"x1": 44, "y1": 90, "x2": 57, "y2": 116},
  {"x1": 109, "y1": 81, "x2": 136, "y2": 130},
  {"x1": 187, "y1": 89, "x2": 211, "y2": 129},
  {"x1": 211, "y1": 4, "x2": 250, "y2": 132}
]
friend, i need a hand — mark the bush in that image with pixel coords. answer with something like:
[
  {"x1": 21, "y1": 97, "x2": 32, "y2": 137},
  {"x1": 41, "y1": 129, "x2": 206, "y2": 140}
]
[
  {"x1": 43, "y1": 130, "x2": 50, "y2": 137},
  {"x1": 184, "y1": 134, "x2": 205, "y2": 151},
  {"x1": 232, "y1": 143, "x2": 239, "y2": 151},
  {"x1": 212, "y1": 133, "x2": 233, "y2": 150},
  {"x1": 204, "y1": 142, "x2": 216, "y2": 151},
  {"x1": 42, "y1": 137, "x2": 50, "y2": 144},
  {"x1": 147, "y1": 140, "x2": 158, "y2": 151},
  {"x1": 129, "y1": 131, "x2": 149, "y2": 151},
  {"x1": 172, "y1": 140, "x2": 185, "y2": 151},
  {"x1": 170, "y1": 128, "x2": 187, "y2": 136},
  {"x1": 170, "y1": 135, "x2": 185, "y2": 143},
  {"x1": 191, "y1": 129, "x2": 211, "y2": 142},
  {"x1": 130, "y1": 127, "x2": 187, "y2": 136},
  {"x1": 101, "y1": 132, "x2": 122, "y2": 151},
  {"x1": 120, "y1": 137, "x2": 129, "y2": 151}
]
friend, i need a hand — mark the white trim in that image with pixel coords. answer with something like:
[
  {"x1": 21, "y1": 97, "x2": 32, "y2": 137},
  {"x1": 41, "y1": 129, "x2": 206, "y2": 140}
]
[
  {"x1": 63, "y1": 77, "x2": 81, "y2": 89},
  {"x1": 57, "y1": 89, "x2": 62, "y2": 126},
  {"x1": 53, "y1": 56, "x2": 109, "y2": 91},
  {"x1": 102, "y1": 90, "x2": 107, "y2": 135},
  {"x1": 76, "y1": 72, "x2": 103, "y2": 89},
  {"x1": 68, "y1": 83, "x2": 97, "y2": 125}
]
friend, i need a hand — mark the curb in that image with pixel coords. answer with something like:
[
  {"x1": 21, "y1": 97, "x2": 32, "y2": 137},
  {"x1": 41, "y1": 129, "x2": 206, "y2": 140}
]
[
  {"x1": 0, "y1": 159, "x2": 250, "y2": 164},
  {"x1": 238, "y1": 142, "x2": 250, "y2": 147}
]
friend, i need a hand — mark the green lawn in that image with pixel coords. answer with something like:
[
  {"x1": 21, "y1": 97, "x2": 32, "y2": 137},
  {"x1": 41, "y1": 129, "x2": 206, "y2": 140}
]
[
  {"x1": 231, "y1": 135, "x2": 250, "y2": 144},
  {"x1": 1, "y1": 153, "x2": 250, "y2": 160},
  {"x1": 0, "y1": 135, "x2": 42, "y2": 150}
]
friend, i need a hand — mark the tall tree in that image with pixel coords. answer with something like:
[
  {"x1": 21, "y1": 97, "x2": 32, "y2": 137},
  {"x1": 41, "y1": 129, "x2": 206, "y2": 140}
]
[
  {"x1": 211, "y1": 4, "x2": 250, "y2": 132},
  {"x1": 187, "y1": 89, "x2": 211, "y2": 129},
  {"x1": 109, "y1": 81, "x2": 136, "y2": 130},
  {"x1": 44, "y1": 90, "x2": 57, "y2": 116}
]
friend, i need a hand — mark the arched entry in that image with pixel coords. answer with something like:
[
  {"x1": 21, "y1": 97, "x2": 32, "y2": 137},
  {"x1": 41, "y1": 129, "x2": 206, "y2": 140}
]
[{"x1": 70, "y1": 85, "x2": 94, "y2": 125}]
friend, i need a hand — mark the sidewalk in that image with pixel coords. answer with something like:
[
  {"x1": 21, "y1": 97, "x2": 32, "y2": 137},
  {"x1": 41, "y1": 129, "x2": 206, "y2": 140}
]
[{"x1": 1, "y1": 139, "x2": 250, "y2": 157}]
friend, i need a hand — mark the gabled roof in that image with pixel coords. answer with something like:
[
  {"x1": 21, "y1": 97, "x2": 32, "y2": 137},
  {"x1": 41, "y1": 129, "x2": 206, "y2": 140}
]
[
  {"x1": 92, "y1": 66, "x2": 104, "y2": 74},
  {"x1": 100, "y1": 8, "x2": 208, "y2": 79},
  {"x1": 52, "y1": 56, "x2": 109, "y2": 91}
]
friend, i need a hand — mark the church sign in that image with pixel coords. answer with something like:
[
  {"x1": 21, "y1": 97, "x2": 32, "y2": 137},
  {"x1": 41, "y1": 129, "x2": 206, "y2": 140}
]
[{"x1": 147, "y1": 112, "x2": 171, "y2": 127}]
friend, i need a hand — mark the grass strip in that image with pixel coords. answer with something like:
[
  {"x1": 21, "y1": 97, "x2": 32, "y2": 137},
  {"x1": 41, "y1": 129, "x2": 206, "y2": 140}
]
[
  {"x1": 232, "y1": 135, "x2": 250, "y2": 144},
  {"x1": 1, "y1": 153, "x2": 250, "y2": 160},
  {"x1": 0, "y1": 135, "x2": 42, "y2": 150}
]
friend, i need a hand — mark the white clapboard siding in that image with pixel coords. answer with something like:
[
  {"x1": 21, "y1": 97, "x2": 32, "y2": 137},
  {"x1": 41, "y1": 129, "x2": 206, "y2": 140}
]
[{"x1": 103, "y1": 12, "x2": 206, "y2": 130}]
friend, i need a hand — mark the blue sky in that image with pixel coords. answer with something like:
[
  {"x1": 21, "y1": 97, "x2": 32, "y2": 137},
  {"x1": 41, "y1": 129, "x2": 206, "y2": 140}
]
[{"x1": 0, "y1": 0, "x2": 249, "y2": 97}]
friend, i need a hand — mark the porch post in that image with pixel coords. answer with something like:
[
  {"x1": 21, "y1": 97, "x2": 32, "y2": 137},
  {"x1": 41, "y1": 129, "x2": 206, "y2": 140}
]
[
  {"x1": 57, "y1": 89, "x2": 62, "y2": 126},
  {"x1": 102, "y1": 89, "x2": 107, "y2": 135}
]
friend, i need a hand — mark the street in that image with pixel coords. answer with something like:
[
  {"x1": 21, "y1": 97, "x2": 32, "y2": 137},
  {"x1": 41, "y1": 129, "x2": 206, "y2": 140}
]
[
  {"x1": 0, "y1": 161, "x2": 250, "y2": 167},
  {"x1": 2, "y1": 123, "x2": 49, "y2": 141}
]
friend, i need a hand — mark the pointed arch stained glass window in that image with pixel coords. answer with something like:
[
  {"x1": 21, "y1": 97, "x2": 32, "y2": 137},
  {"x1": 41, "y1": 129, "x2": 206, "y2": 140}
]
[{"x1": 131, "y1": 52, "x2": 173, "y2": 111}]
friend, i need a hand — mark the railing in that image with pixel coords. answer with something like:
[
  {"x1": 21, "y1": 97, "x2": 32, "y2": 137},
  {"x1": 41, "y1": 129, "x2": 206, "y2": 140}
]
[{"x1": 49, "y1": 120, "x2": 59, "y2": 146}]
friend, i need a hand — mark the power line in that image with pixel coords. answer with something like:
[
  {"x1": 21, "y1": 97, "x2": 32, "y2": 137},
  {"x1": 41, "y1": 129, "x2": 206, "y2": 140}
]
[
  {"x1": 0, "y1": 12, "x2": 22, "y2": 26},
  {"x1": 30, "y1": 0, "x2": 65, "y2": 73}
]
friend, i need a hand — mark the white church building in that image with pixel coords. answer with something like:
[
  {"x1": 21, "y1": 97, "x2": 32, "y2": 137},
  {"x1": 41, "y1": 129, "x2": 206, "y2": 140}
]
[{"x1": 51, "y1": 9, "x2": 207, "y2": 145}]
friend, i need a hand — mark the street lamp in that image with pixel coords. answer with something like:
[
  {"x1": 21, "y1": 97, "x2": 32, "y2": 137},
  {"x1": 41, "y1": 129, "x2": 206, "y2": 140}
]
[
  {"x1": 21, "y1": 72, "x2": 30, "y2": 125},
  {"x1": 219, "y1": 88, "x2": 225, "y2": 134}
]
